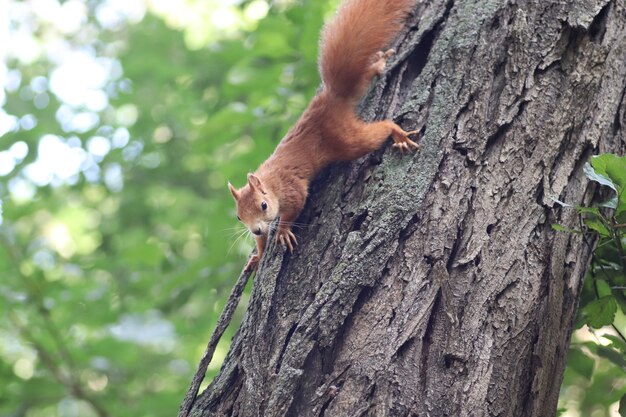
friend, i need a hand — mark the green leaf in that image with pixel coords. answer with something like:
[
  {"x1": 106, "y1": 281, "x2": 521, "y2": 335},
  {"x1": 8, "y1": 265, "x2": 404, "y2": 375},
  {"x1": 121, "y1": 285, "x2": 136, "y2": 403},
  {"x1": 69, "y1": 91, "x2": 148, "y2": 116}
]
[
  {"x1": 567, "y1": 348, "x2": 595, "y2": 379},
  {"x1": 583, "y1": 295, "x2": 618, "y2": 328},
  {"x1": 597, "y1": 346, "x2": 626, "y2": 371},
  {"x1": 604, "y1": 334, "x2": 626, "y2": 352},
  {"x1": 584, "y1": 161, "x2": 617, "y2": 191},
  {"x1": 591, "y1": 154, "x2": 626, "y2": 189},
  {"x1": 577, "y1": 206, "x2": 602, "y2": 216},
  {"x1": 590, "y1": 154, "x2": 626, "y2": 216},
  {"x1": 620, "y1": 393, "x2": 626, "y2": 417},
  {"x1": 584, "y1": 219, "x2": 611, "y2": 237},
  {"x1": 614, "y1": 290, "x2": 626, "y2": 315},
  {"x1": 595, "y1": 279, "x2": 612, "y2": 297}
]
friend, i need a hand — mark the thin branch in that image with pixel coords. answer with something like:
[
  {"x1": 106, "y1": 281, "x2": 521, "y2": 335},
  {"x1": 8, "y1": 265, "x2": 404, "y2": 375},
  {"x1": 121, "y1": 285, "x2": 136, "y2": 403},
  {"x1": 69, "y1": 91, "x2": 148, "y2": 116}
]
[{"x1": 178, "y1": 264, "x2": 254, "y2": 417}]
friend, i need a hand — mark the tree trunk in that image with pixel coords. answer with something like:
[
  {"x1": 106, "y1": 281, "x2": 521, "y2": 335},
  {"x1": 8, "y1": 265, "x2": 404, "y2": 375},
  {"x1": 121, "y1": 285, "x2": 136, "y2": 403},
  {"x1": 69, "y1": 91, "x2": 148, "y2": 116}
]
[{"x1": 190, "y1": 0, "x2": 626, "y2": 416}]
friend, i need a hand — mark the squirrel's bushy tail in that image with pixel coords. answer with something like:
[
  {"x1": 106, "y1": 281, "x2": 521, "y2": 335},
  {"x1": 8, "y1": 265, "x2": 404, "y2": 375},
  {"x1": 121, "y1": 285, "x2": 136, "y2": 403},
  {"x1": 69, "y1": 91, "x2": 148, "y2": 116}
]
[{"x1": 319, "y1": 0, "x2": 414, "y2": 101}]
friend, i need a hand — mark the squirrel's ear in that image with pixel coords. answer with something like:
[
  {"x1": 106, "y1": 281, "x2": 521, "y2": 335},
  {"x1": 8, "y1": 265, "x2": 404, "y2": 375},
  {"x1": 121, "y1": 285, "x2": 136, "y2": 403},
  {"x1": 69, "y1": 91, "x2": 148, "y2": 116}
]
[
  {"x1": 247, "y1": 174, "x2": 265, "y2": 194},
  {"x1": 228, "y1": 182, "x2": 240, "y2": 200}
]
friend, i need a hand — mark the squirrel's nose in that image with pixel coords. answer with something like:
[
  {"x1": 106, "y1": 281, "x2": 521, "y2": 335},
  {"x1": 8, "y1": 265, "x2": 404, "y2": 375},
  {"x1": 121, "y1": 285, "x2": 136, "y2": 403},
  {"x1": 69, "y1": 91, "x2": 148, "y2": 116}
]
[{"x1": 252, "y1": 229, "x2": 262, "y2": 236}]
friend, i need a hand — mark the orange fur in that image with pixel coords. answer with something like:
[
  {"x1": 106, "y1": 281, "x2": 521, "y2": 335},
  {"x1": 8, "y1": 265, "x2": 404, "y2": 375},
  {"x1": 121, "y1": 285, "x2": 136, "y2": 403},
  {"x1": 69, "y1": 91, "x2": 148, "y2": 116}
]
[
  {"x1": 230, "y1": 0, "x2": 419, "y2": 271},
  {"x1": 320, "y1": 0, "x2": 416, "y2": 100}
]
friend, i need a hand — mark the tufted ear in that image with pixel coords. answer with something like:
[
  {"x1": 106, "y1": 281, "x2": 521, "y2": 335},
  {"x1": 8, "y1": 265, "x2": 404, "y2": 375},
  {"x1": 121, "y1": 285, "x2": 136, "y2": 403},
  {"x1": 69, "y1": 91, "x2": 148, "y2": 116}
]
[
  {"x1": 247, "y1": 174, "x2": 266, "y2": 194},
  {"x1": 228, "y1": 182, "x2": 240, "y2": 200}
]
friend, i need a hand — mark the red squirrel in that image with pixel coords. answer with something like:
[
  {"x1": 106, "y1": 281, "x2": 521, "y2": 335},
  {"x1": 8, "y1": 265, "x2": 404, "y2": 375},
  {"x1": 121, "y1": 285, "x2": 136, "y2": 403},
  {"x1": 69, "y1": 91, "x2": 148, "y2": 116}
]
[{"x1": 228, "y1": 0, "x2": 418, "y2": 272}]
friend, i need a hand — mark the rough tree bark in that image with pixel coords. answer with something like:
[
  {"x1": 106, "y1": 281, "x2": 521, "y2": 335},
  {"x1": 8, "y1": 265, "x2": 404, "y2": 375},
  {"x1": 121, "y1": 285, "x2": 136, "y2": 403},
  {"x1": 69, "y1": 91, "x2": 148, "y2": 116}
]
[{"x1": 190, "y1": 0, "x2": 626, "y2": 416}]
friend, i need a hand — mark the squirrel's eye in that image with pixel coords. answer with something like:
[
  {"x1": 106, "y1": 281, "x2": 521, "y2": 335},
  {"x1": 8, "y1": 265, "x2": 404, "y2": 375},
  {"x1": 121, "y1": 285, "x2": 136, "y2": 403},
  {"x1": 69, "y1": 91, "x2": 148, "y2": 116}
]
[
  {"x1": 261, "y1": 201, "x2": 268, "y2": 211},
  {"x1": 236, "y1": 215, "x2": 241, "y2": 221}
]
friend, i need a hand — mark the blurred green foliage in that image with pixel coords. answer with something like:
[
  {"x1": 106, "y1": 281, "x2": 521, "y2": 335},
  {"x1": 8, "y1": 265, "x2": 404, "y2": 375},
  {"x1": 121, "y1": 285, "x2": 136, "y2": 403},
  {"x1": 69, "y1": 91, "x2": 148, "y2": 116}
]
[
  {"x1": 0, "y1": 1, "x2": 623, "y2": 417},
  {"x1": 556, "y1": 154, "x2": 626, "y2": 417}
]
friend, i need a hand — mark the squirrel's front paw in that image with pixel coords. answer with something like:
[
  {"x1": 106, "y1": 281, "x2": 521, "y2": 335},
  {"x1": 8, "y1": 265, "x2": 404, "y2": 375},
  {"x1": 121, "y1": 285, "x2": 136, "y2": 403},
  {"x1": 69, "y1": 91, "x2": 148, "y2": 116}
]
[
  {"x1": 276, "y1": 228, "x2": 298, "y2": 253},
  {"x1": 244, "y1": 254, "x2": 260, "y2": 272},
  {"x1": 391, "y1": 129, "x2": 420, "y2": 154}
]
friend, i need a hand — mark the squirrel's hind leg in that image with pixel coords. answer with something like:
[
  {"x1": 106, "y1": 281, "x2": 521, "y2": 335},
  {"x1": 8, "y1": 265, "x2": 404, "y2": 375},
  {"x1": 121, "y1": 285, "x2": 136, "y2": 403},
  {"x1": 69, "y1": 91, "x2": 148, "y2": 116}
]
[
  {"x1": 348, "y1": 50, "x2": 396, "y2": 99},
  {"x1": 389, "y1": 123, "x2": 420, "y2": 153},
  {"x1": 352, "y1": 120, "x2": 419, "y2": 156},
  {"x1": 372, "y1": 49, "x2": 396, "y2": 74},
  {"x1": 364, "y1": 49, "x2": 396, "y2": 84}
]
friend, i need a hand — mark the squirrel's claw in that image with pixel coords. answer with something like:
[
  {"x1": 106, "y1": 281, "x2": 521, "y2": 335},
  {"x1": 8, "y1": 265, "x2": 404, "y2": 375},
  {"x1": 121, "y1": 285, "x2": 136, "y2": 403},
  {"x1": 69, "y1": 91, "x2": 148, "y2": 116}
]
[
  {"x1": 392, "y1": 139, "x2": 419, "y2": 154},
  {"x1": 391, "y1": 128, "x2": 420, "y2": 154},
  {"x1": 276, "y1": 229, "x2": 298, "y2": 253}
]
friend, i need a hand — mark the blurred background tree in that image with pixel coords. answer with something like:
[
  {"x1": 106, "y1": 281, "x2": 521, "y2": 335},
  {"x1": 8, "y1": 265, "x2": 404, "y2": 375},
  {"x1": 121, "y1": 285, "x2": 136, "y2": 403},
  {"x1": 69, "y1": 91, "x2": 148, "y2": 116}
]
[{"x1": 0, "y1": 1, "x2": 623, "y2": 416}]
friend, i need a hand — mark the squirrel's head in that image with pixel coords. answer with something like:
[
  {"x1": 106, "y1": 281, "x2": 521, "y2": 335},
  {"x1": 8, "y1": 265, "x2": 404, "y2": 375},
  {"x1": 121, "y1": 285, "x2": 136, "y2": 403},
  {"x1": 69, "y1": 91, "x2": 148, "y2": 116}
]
[{"x1": 228, "y1": 174, "x2": 279, "y2": 236}]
